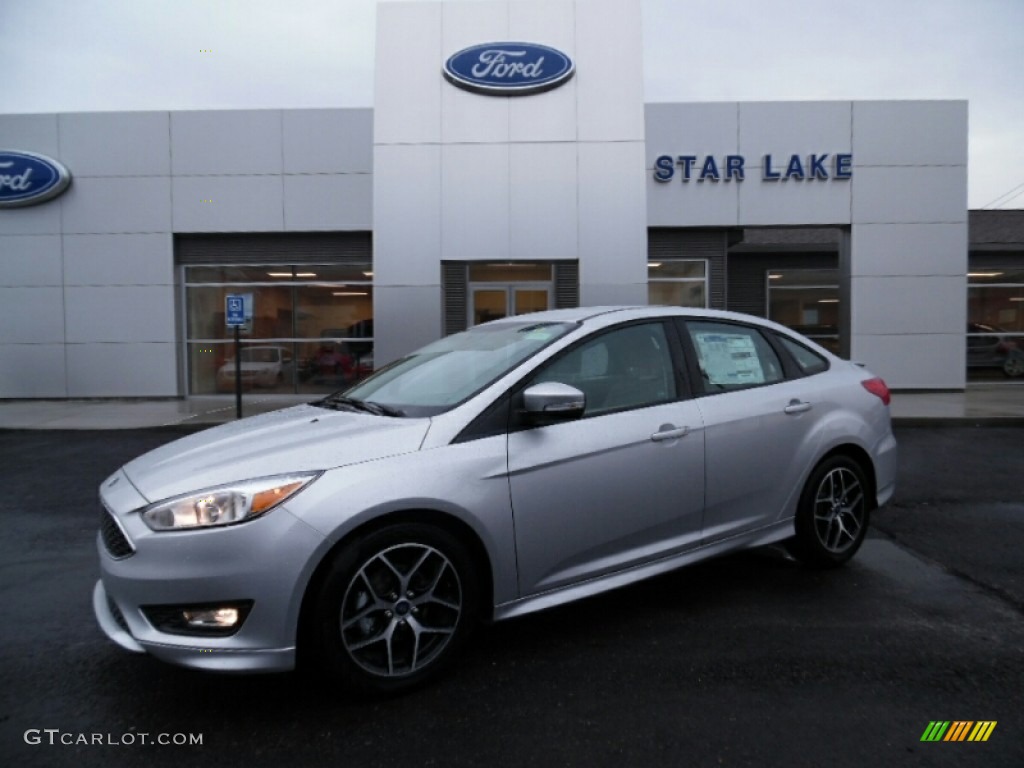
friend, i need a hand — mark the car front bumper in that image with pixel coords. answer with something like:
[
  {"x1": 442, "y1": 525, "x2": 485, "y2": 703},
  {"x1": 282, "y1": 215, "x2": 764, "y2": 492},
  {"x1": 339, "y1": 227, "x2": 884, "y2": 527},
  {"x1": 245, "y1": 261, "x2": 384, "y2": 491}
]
[
  {"x1": 94, "y1": 471, "x2": 327, "y2": 673},
  {"x1": 92, "y1": 580, "x2": 297, "y2": 672},
  {"x1": 874, "y1": 430, "x2": 898, "y2": 508}
]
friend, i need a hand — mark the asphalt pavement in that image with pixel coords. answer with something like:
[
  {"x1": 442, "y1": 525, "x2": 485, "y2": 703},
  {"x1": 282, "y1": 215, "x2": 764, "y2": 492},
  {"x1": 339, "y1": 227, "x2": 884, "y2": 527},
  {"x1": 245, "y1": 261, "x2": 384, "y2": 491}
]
[
  {"x1": 0, "y1": 425, "x2": 1021, "y2": 768},
  {"x1": 876, "y1": 427, "x2": 1024, "y2": 612}
]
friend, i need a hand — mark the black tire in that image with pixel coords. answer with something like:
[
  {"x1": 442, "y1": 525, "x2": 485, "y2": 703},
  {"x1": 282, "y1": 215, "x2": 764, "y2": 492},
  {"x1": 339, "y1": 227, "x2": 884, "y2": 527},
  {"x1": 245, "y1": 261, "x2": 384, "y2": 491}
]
[
  {"x1": 788, "y1": 455, "x2": 871, "y2": 568},
  {"x1": 312, "y1": 523, "x2": 479, "y2": 695}
]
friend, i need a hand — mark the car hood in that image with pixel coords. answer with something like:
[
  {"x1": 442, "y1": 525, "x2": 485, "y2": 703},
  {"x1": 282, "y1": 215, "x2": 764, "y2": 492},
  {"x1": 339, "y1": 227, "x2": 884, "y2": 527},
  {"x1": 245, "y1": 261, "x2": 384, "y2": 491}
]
[{"x1": 122, "y1": 404, "x2": 431, "y2": 503}]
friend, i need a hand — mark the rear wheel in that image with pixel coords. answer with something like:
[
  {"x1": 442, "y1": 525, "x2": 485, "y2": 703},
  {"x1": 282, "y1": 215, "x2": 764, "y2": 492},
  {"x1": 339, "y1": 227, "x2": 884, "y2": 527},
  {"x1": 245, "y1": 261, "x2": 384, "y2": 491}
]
[
  {"x1": 312, "y1": 524, "x2": 479, "y2": 695},
  {"x1": 788, "y1": 456, "x2": 871, "y2": 568}
]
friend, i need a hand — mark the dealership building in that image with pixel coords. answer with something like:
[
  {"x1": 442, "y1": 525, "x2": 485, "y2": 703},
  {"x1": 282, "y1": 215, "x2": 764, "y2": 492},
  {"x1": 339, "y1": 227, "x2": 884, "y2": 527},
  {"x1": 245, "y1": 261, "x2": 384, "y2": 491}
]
[{"x1": 1, "y1": 0, "x2": 1022, "y2": 399}]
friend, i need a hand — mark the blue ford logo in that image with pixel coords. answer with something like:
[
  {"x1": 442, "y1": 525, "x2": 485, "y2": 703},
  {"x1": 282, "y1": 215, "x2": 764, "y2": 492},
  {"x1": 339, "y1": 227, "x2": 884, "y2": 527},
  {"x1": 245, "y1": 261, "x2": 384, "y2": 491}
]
[
  {"x1": 443, "y1": 42, "x2": 574, "y2": 96},
  {"x1": 0, "y1": 150, "x2": 72, "y2": 208}
]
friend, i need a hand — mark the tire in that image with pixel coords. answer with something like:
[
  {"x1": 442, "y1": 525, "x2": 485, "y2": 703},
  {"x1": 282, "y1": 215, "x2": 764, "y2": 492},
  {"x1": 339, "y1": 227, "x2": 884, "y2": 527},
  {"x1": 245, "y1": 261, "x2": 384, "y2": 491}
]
[
  {"x1": 788, "y1": 455, "x2": 871, "y2": 568},
  {"x1": 312, "y1": 523, "x2": 479, "y2": 695},
  {"x1": 1003, "y1": 355, "x2": 1024, "y2": 378}
]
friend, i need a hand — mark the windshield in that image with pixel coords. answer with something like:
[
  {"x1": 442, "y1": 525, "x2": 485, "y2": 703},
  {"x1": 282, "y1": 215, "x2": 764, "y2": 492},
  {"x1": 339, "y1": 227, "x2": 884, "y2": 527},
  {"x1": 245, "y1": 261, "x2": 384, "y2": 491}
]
[{"x1": 339, "y1": 321, "x2": 576, "y2": 417}]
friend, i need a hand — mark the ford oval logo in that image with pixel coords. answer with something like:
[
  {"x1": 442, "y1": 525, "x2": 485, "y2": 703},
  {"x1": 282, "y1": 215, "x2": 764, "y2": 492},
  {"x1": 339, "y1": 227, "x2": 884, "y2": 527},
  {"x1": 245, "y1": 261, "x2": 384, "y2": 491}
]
[
  {"x1": 443, "y1": 42, "x2": 574, "y2": 96},
  {"x1": 0, "y1": 150, "x2": 72, "y2": 208}
]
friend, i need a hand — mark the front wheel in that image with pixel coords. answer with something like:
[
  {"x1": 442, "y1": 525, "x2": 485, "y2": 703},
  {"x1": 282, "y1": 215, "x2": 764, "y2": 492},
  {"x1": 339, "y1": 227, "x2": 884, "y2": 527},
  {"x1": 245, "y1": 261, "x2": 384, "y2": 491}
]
[
  {"x1": 1003, "y1": 354, "x2": 1024, "y2": 378},
  {"x1": 788, "y1": 456, "x2": 871, "y2": 568},
  {"x1": 312, "y1": 524, "x2": 479, "y2": 695}
]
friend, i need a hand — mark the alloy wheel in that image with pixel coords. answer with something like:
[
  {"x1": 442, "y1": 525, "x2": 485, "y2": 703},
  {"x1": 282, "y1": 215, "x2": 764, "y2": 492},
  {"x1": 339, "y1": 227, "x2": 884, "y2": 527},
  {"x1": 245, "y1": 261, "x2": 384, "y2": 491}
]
[
  {"x1": 340, "y1": 543, "x2": 463, "y2": 677},
  {"x1": 812, "y1": 467, "x2": 865, "y2": 554}
]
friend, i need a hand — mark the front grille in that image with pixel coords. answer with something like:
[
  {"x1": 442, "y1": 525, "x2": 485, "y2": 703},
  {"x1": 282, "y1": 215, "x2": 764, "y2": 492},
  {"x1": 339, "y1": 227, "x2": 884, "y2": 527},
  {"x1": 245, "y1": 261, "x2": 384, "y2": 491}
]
[
  {"x1": 100, "y1": 509, "x2": 135, "y2": 559},
  {"x1": 107, "y1": 595, "x2": 130, "y2": 633}
]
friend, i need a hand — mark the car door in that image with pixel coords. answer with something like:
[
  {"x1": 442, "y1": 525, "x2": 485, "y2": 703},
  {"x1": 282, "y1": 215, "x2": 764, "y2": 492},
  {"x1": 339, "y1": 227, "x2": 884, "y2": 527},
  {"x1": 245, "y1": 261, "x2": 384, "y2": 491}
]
[
  {"x1": 678, "y1": 319, "x2": 825, "y2": 543},
  {"x1": 507, "y1": 320, "x2": 706, "y2": 596}
]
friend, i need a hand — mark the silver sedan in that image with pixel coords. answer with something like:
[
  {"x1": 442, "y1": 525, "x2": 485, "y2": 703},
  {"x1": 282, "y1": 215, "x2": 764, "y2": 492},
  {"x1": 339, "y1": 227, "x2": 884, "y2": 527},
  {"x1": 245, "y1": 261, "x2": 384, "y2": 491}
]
[{"x1": 95, "y1": 307, "x2": 897, "y2": 694}]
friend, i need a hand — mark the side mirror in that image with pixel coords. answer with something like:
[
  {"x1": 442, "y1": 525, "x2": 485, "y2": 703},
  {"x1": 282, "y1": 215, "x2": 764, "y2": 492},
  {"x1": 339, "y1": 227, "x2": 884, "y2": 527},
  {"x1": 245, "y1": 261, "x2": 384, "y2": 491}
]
[{"x1": 521, "y1": 382, "x2": 586, "y2": 423}]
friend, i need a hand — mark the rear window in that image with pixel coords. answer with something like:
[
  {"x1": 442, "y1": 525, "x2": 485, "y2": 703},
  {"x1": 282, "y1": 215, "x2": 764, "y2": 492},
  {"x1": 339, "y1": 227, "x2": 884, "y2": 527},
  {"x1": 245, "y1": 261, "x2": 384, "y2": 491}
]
[{"x1": 778, "y1": 335, "x2": 830, "y2": 376}]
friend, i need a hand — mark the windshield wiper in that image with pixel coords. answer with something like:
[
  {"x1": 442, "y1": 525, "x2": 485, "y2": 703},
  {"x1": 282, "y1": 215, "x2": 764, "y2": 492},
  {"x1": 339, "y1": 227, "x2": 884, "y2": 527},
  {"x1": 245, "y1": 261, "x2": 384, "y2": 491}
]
[{"x1": 316, "y1": 395, "x2": 404, "y2": 417}]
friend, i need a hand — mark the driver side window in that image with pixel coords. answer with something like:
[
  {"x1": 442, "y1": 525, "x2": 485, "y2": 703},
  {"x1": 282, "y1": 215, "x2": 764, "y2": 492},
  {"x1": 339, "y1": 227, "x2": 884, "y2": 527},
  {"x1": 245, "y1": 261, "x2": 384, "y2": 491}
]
[{"x1": 530, "y1": 323, "x2": 677, "y2": 416}]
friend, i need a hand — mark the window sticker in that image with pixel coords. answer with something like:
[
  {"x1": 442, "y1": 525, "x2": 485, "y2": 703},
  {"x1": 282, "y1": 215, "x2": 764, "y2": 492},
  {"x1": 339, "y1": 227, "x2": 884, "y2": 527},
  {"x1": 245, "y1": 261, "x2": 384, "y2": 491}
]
[{"x1": 693, "y1": 332, "x2": 765, "y2": 385}]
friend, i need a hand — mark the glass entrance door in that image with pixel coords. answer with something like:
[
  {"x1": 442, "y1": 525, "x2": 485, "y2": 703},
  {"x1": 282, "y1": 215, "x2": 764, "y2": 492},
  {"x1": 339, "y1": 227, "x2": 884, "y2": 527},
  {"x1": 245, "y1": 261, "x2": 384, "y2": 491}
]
[
  {"x1": 513, "y1": 288, "x2": 549, "y2": 315},
  {"x1": 470, "y1": 284, "x2": 552, "y2": 326},
  {"x1": 471, "y1": 288, "x2": 510, "y2": 325}
]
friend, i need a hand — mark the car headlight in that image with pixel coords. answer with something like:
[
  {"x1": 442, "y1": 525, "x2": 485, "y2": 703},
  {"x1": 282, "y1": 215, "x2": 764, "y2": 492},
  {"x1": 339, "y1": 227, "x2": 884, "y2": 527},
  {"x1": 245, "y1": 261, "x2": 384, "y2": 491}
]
[{"x1": 140, "y1": 473, "x2": 320, "y2": 532}]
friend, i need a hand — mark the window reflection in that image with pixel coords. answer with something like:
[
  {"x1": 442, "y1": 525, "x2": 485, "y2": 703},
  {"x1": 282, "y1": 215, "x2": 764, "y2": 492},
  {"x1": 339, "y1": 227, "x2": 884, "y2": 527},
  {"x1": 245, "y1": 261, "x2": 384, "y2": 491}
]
[
  {"x1": 967, "y1": 268, "x2": 1024, "y2": 381},
  {"x1": 187, "y1": 286, "x2": 293, "y2": 340},
  {"x1": 649, "y1": 281, "x2": 706, "y2": 308},
  {"x1": 767, "y1": 270, "x2": 840, "y2": 354},
  {"x1": 648, "y1": 259, "x2": 707, "y2": 308},
  {"x1": 185, "y1": 264, "x2": 373, "y2": 394}
]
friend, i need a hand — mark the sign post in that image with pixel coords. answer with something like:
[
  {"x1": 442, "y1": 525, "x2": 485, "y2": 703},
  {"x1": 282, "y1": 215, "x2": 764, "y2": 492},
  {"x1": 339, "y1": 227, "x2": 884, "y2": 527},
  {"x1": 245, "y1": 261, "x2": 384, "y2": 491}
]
[{"x1": 225, "y1": 294, "x2": 248, "y2": 419}]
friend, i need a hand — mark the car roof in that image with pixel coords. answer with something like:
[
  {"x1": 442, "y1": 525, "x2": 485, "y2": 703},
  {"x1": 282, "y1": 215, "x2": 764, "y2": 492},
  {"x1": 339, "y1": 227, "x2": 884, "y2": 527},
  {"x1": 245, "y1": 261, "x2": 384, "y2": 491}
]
[
  {"x1": 480, "y1": 306, "x2": 635, "y2": 324},
  {"x1": 483, "y1": 305, "x2": 802, "y2": 335}
]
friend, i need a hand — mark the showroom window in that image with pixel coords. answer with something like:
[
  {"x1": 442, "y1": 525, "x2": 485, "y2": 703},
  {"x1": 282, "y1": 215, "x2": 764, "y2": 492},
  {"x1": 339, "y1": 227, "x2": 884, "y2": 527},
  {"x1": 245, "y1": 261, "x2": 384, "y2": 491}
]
[
  {"x1": 184, "y1": 263, "x2": 374, "y2": 395},
  {"x1": 967, "y1": 268, "x2": 1024, "y2": 381},
  {"x1": 766, "y1": 269, "x2": 840, "y2": 354},
  {"x1": 648, "y1": 259, "x2": 707, "y2": 308}
]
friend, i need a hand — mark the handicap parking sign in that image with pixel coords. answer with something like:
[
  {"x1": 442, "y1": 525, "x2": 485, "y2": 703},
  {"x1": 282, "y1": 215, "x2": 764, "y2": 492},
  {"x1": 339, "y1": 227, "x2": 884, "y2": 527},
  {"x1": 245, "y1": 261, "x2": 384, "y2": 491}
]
[{"x1": 226, "y1": 294, "x2": 250, "y2": 327}]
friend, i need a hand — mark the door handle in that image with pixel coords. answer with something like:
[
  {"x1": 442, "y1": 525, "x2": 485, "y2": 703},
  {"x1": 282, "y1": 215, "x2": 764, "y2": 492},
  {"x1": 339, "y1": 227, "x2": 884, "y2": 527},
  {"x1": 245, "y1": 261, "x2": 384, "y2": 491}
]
[
  {"x1": 651, "y1": 425, "x2": 690, "y2": 442},
  {"x1": 784, "y1": 400, "x2": 812, "y2": 415}
]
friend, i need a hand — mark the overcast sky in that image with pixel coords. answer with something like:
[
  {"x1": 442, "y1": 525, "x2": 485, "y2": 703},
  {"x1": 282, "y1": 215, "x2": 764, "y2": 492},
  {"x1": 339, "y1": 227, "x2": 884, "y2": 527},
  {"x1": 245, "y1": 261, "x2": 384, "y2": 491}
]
[{"x1": 1, "y1": 0, "x2": 1021, "y2": 208}]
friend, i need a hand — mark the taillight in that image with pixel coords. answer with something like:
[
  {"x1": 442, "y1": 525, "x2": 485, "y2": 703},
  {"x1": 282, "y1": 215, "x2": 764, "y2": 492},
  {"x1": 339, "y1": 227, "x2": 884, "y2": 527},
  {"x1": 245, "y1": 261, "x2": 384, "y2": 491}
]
[{"x1": 861, "y1": 377, "x2": 891, "y2": 406}]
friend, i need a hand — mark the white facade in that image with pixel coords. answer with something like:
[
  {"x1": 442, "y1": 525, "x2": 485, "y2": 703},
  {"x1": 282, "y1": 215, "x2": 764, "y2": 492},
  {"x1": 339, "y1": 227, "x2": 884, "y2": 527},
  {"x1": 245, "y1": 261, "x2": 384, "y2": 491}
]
[
  {"x1": 646, "y1": 100, "x2": 969, "y2": 388},
  {"x1": 0, "y1": 0, "x2": 972, "y2": 397},
  {"x1": 373, "y1": 0, "x2": 648, "y2": 366},
  {"x1": 0, "y1": 109, "x2": 372, "y2": 397}
]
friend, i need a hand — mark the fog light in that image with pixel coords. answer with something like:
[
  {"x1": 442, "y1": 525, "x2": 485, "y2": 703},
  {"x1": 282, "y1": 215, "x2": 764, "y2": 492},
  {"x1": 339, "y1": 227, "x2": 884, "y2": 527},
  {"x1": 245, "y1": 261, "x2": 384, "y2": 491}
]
[
  {"x1": 183, "y1": 607, "x2": 239, "y2": 629},
  {"x1": 142, "y1": 600, "x2": 253, "y2": 637}
]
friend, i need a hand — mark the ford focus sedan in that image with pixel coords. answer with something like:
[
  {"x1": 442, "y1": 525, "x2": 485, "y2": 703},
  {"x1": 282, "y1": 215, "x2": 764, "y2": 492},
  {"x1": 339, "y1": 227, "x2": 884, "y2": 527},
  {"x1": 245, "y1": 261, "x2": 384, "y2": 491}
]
[{"x1": 94, "y1": 307, "x2": 897, "y2": 694}]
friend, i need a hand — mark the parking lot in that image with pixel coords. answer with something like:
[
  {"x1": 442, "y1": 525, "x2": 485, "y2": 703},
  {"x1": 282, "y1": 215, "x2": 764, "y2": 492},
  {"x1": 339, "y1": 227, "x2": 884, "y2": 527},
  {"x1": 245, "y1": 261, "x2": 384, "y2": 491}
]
[{"x1": 0, "y1": 425, "x2": 1021, "y2": 768}]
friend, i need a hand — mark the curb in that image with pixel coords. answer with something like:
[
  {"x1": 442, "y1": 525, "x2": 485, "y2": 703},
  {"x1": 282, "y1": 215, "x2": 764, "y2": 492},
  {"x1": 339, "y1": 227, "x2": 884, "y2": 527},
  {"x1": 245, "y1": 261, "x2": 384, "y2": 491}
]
[{"x1": 892, "y1": 417, "x2": 1024, "y2": 427}]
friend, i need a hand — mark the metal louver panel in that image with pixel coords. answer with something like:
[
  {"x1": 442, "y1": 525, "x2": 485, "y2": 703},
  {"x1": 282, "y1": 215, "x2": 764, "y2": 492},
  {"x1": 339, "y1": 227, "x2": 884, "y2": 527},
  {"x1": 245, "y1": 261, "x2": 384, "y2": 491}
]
[
  {"x1": 553, "y1": 261, "x2": 579, "y2": 309},
  {"x1": 442, "y1": 262, "x2": 468, "y2": 336},
  {"x1": 175, "y1": 233, "x2": 372, "y2": 265}
]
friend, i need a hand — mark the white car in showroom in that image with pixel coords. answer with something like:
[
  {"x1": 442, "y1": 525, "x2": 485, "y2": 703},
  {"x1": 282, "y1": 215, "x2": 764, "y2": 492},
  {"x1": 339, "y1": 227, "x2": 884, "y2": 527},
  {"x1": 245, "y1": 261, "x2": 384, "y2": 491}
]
[{"x1": 216, "y1": 345, "x2": 293, "y2": 390}]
